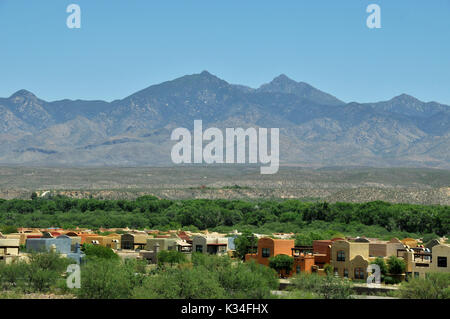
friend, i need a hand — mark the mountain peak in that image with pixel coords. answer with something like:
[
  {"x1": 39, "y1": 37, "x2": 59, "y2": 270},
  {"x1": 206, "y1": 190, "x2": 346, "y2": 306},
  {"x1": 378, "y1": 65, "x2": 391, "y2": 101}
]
[
  {"x1": 272, "y1": 74, "x2": 295, "y2": 83},
  {"x1": 258, "y1": 75, "x2": 344, "y2": 106},
  {"x1": 200, "y1": 70, "x2": 213, "y2": 76},
  {"x1": 196, "y1": 70, "x2": 225, "y2": 82},
  {"x1": 389, "y1": 94, "x2": 422, "y2": 105},
  {"x1": 392, "y1": 93, "x2": 419, "y2": 101},
  {"x1": 9, "y1": 89, "x2": 37, "y2": 100}
]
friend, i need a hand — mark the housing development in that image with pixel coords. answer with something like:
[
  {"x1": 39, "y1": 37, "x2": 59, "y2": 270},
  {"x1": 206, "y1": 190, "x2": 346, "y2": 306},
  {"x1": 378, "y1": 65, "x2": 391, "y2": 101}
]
[{"x1": 1, "y1": 225, "x2": 449, "y2": 299}]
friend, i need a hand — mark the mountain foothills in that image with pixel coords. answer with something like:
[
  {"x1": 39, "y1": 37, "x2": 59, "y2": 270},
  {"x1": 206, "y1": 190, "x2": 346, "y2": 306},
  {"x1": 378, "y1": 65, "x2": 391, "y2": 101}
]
[{"x1": 0, "y1": 71, "x2": 449, "y2": 168}]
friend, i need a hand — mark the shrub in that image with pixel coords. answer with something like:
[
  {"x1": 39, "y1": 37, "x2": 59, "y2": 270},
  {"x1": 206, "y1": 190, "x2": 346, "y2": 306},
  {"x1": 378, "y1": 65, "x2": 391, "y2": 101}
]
[
  {"x1": 0, "y1": 261, "x2": 28, "y2": 290},
  {"x1": 77, "y1": 258, "x2": 135, "y2": 299},
  {"x1": 387, "y1": 256, "x2": 406, "y2": 275},
  {"x1": 25, "y1": 265, "x2": 60, "y2": 292},
  {"x1": 218, "y1": 260, "x2": 278, "y2": 299},
  {"x1": 133, "y1": 266, "x2": 226, "y2": 299},
  {"x1": 397, "y1": 273, "x2": 450, "y2": 299},
  {"x1": 28, "y1": 251, "x2": 72, "y2": 273},
  {"x1": 157, "y1": 250, "x2": 187, "y2": 267},
  {"x1": 290, "y1": 273, "x2": 353, "y2": 299},
  {"x1": 269, "y1": 254, "x2": 294, "y2": 277},
  {"x1": 234, "y1": 231, "x2": 258, "y2": 260},
  {"x1": 82, "y1": 244, "x2": 119, "y2": 260}
]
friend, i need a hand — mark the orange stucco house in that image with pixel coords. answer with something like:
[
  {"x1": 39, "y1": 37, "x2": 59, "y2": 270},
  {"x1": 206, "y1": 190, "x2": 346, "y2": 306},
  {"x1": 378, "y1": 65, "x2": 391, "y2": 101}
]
[{"x1": 245, "y1": 237, "x2": 315, "y2": 277}]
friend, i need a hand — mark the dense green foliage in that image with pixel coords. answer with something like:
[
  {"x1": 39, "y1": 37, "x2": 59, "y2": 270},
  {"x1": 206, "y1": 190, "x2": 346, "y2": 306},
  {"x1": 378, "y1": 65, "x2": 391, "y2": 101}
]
[
  {"x1": 157, "y1": 250, "x2": 187, "y2": 267},
  {"x1": 133, "y1": 253, "x2": 278, "y2": 299},
  {"x1": 269, "y1": 254, "x2": 294, "y2": 277},
  {"x1": 289, "y1": 273, "x2": 353, "y2": 299},
  {"x1": 82, "y1": 244, "x2": 119, "y2": 260},
  {"x1": 0, "y1": 197, "x2": 448, "y2": 238},
  {"x1": 76, "y1": 253, "x2": 279, "y2": 299},
  {"x1": 233, "y1": 230, "x2": 258, "y2": 260},
  {"x1": 0, "y1": 252, "x2": 72, "y2": 293},
  {"x1": 386, "y1": 256, "x2": 406, "y2": 275},
  {"x1": 78, "y1": 258, "x2": 146, "y2": 299},
  {"x1": 397, "y1": 273, "x2": 450, "y2": 299}
]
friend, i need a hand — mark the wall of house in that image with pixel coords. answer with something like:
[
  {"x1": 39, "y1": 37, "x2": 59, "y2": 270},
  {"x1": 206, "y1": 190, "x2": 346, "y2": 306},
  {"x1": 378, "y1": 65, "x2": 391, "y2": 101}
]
[
  {"x1": 0, "y1": 239, "x2": 20, "y2": 256},
  {"x1": 369, "y1": 243, "x2": 387, "y2": 258},
  {"x1": 431, "y1": 244, "x2": 450, "y2": 273},
  {"x1": 293, "y1": 255, "x2": 315, "y2": 275},
  {"x1": 26, "y1": 236, "x2": 72, "y2": 254},
  {"x1": 331, "y1": 240, "x2": 370, "y2": 280},
  {"x1": 192, "y1": 236, "x2": 207, "y2": 254},
  {"x1": 255, "y1": 238, "x2": 294, "y2": 267},
  {"x1": 146, "y1": 238, "x2": 177, "y2": 251}
]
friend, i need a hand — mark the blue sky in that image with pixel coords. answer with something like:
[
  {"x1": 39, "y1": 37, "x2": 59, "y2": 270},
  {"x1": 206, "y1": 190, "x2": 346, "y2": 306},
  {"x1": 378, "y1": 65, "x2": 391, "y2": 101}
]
[{"x1": 0, "y1": 0, "x2": 449, "y2": 104}]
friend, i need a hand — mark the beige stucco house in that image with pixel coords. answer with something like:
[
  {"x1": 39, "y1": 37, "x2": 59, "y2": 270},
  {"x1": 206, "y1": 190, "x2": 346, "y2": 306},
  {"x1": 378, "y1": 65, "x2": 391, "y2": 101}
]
[{"x1": 331, "y1": 240, "x2": 370, "y2": 280}]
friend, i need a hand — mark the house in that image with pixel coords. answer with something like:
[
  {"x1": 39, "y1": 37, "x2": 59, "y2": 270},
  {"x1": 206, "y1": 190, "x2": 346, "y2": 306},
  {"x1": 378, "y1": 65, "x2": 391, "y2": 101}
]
[
  {"x1": 5, "y1": 233, "x2": 27, "y2": 246},
  {"x1": 227, "y1": 235, "x2": 237, "y2": 251},
  {"x1": 245, "y1": 238, "x2": 314, "y2": 277},
  {"x1": 192, "y1": 235, "x2": 228, "y2": 255},
  {"x1": 146, "y1": 238, "x2": 177, "y2": 251},
  {"x1": 26, "y1": 235, "x2": 72, "y2": 254},
  {"x1": 312, "y1": 240, "x2": 332, "y2": 268},
  {"x1": 177, "y1": 231, "x2": 192, "y2": 243},
  {"x1": 105, "y1": 233, "x2": 121, "y2": 248},
  {"x1": 431, "y1": 244, "x2": 450, "y2": 273},
  {"x1": 0, "y1": 238, "x2": 20, "y2": 263},
  {"x1": 401, "y1": 244, "x2": 450, "y2": 278},
  {"x1": 64, "y1": 231, "x2": 82, "y2": 250},
  {"x1": 145, "y1": 237, "x2": 192, "y2": 254},
  {"x1": 120, "y1": 233, "x2": 148, "y2": 250},
  {"x1": 401, "y1": 238, "x2": 418, "y2": 248},
  {"x1": 25, "y1": 235, "x2": 85, "y2": 264},
  {"x1": 425, "y1": 239, "x2": 441, "y2": 250},
  {"x1": 369, "y1": 238, "x2": 405, "y2": 258},
  {"x1": 245, "y1": 237, "x2": 294, "y2": 267},
  {"x1": 81, "y1": 235, "x2": 120, "y2": 249},
  {"x1": 330, "y1": 240, "x2": 370, "y2": 280},
  {"x1": 291, "y1": 246, "x2": 315, "y2": 275}
]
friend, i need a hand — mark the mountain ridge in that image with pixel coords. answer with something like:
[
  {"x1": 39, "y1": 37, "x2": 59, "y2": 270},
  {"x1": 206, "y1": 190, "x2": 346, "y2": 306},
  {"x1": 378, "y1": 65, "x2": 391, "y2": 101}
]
[{"x1": 0, "y1": 71, "x2": 449, "y2": 168}]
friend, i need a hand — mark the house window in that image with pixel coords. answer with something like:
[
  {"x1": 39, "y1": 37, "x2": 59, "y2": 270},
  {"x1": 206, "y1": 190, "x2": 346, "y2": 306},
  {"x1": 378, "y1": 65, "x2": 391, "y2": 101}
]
[
  {"x1": 344, "y1": 269, "x2": 349, "y2": 278},
  {"x1": 354, "y1": 267, "x2": 365, "y2": 280},
  {"x1": 262, "y1": 248, "x2": 270, "y2": 258},
  {"x1": 437, "y1": 256, "x2": 447, "y2": 268},
  {"x1": 196, "y1": 245, "x2": 203, "y2": 253},
  {"x1": 337, "y1": 250, "x2": 345, "y2": 262}
]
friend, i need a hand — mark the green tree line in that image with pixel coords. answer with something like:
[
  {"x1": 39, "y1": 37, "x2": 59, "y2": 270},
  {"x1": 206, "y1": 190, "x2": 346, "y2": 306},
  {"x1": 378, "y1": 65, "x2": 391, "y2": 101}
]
[{"x1": 0, "y1": 197, "x2": 448, "y2": 237}]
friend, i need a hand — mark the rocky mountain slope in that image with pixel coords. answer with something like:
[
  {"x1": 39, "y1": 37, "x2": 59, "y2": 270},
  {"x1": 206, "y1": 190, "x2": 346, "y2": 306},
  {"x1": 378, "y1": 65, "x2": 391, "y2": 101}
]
[{"x1": 0, "y1": 71, "x2": 448, "y2": 168}]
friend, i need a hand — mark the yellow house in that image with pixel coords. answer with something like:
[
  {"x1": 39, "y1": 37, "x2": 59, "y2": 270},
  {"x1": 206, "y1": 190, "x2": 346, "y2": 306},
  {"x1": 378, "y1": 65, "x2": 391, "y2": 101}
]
[
  {"x1": 83, "y1": 235, "x2": 120, "y2": 249},
  {"x1": 5, "y1": 233, "x2": 27, "y2": 246},
  {"x1": 431, "y1": 244, "x2": 450, "y2": 273},
  {"x1": 331, "y1": 240, "x2": 370, "y2": 280},
  {"x1": 401, "y1": 244, "x2": 449, "y2": 278},
  {"x1": 0, "y1": 238, "x2": 20, "y2": 264}
]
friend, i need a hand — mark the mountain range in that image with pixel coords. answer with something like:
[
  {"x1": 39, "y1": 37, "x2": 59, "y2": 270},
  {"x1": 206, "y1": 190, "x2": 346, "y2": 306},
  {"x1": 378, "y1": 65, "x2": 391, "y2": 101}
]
[{"x1": 0, "y1": 71, "x2": 449, "y2": 168}]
